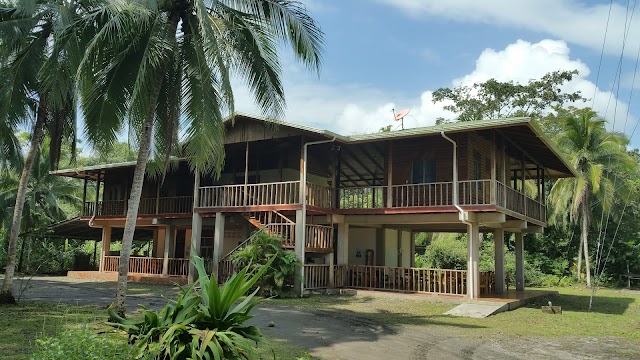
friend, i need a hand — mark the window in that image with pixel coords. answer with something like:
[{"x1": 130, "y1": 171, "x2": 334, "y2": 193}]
[{"x1": 412, "y1": 159, "x2": 437, "y2": 183}]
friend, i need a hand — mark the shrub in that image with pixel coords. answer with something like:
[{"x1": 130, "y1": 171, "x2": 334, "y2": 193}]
[
  {"x1": 421, "y1": 235, "x2": 467, "y2": 270},
  {"x1": 231, "y1": 232, "x2": 300, "y2": 297},
  {"x1": 31, "y1": 327, "x2": 135, "y2": 360},
  {"x1": 108, "y1": 256, "x2": 272, "y2": 360}
]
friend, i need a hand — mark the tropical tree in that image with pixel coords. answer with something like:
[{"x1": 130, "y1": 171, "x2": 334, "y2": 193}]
[
  {"x1": 432, "y1": 70, "x2": 584, "y2": 122},
  {"x1": 548, "y1": 108, "x2": 637, "y2": 287},
  {"x1": 76, "y1": 0, "x2": 323, "y2": 315},
  {"x1": 0, "y1": 139, "x2": 81, "y2": 271},
  {"x1": 0, "y1": 0, "x2": 82, "y2": 303}
]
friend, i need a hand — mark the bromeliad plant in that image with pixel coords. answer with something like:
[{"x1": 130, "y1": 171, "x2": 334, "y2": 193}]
[{"x1": 108, "y1": 255, "x2": 273, "y2": 360}]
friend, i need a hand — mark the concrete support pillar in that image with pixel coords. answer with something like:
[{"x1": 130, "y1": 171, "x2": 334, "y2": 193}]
[
  {"x1": 211, "y1": 212, "x2": 225, "y2": 279},
  {"x1": 493, "y1": 228, "x2": 505, "y2": 294},
  {"x1": 327, "y1": 252, "x2": 335, "y2": 288},
  {"x1": 466, "y1": 222, "x2": 480, "y2": 299},
  {"x1": 336, "y1": 223, "x2": 350, "y2": 265},
  {"x1": 99, "y1": 226, "x2": 111, "y2": 272},
  {"x1": 162, "y1": 225, "x2": 173, "y2": 276},
  {"x1": 515, "y1": 232, "x2": 525, "y2": 291},
  {"x1": 294, "y1": 209, "x2": 306, "y2": 296}
]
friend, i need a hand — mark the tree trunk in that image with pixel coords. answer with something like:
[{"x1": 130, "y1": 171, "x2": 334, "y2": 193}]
[
  {"x1": 577, "y1": 238, "x2": 583, "y2": 280},
  {"x1": 0, "y1": 100, "x2": 46, "y2": 304},
  {"x1": 112, "y1": 106, "x2": 156, "y2": 317},
  {"x1": 582, "y1": 194, "x2": 592, "y2": 287}
]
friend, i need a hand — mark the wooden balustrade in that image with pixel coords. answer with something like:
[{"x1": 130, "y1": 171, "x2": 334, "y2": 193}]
[
  {"x1": 304, "y1": 264, "x2": 330, "y2": 289},
  {"x1": 458, "y1": 180, "x2": 492, "y2": 205},
  {"x1": 267, "y1": 223, "x2": 296, "y2": 248},
  {"x1": 339, "y1": 186, "x2": 385, "y2": 209},
  {"x1": 102, "y1": 256, "x2": 188, "y2": 276},
  {"x1": 306, "y1": 182, "x2": 333, "y2": 208},
  {"x1": 392, "y1": 182, "x2": 452, "y2": 207},
  {"x1": 334, "y1": 265, "x2": 468, "y2": 295},
  {"x1": 305, "y1": 224, "x2": 333, "y2": 251},
  {"x1": 84, "y1": 196, "x2": 194, "y2": 217},
  {"x1": 199, "y1": 181, "x2": 300, "y2": 208}
]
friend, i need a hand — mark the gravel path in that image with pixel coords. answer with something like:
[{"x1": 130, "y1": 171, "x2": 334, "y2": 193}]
[{"x1": 14, "y1": 276, "x2": 640, "y2": 360}]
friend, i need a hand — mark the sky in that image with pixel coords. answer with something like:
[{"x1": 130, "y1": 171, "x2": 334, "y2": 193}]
[{"x1": 231, "y1": 0, "x2": 640, "y2": 147}]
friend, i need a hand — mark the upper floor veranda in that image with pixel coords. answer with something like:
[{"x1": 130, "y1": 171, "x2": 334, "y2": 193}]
[{"x1": 52, "y1": 115, "x2": 576, "y2": 227}]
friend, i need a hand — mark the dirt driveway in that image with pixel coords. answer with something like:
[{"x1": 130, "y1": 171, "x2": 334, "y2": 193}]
[{"x1": 16, "y1": 276, "x2": 640, "y2": 360}]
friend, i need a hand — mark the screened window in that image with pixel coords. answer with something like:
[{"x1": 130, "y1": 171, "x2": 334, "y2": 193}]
[{"x1": 412, "y1": 159, "x2": 437, "y2": 183}]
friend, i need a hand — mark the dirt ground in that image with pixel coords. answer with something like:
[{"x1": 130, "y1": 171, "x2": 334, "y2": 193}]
[{"x1": 13, "y1": 276, "x2": 640, "y2": 360}]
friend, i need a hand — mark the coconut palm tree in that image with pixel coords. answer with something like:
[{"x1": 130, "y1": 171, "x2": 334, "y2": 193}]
[
  {"x1": 548, "y1": 108, "x2": 636, "y2": 287},
  {"x1": 76, "y1": 0, "x2": 323, "y2": 315},
  {"x1": 0, "y1": 140, "x2": 81, "y2": 271},
  {"x1": 0, "y1": 0, "x2": 81, "y2": 303}
]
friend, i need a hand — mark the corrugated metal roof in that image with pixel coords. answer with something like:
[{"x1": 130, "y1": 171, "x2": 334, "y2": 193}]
[
  {"x1": 51, "y1": 114, "x2": 576, "y2": 178},
  {"x1": 348, "y1": 117, "x2": 531, "y2": 142}
]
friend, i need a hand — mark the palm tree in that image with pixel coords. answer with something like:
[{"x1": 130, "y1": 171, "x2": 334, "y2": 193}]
[
  {"x1": 548, "y1": 108, "x2": 636, "y2": 287},
  {"x1": 0, "y1": 141, "x2": 81, "y2": 271},
  {"x1": 0, "y1": 0, "x2": 81, "y2": 303},
  {"x1": 76, "y1": 0, "x2": 323, "y2": 316}
]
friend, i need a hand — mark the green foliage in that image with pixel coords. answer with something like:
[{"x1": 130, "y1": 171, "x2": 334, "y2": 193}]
[
  {"x1": 231, "y1": 232, "x2": 300, "y2": 297},
  {"x1": 108, "y1": 256, "x2": 272, "y2": 360},
  {"x1": 418, "y1": 234, "x2": 467, "y2": 270},
  {"x1": 432, "y1": 70, "x2": 584, "y2": 122},
  {"x1": 31, "y1": 327, "x2": 135, "y2": 360}
]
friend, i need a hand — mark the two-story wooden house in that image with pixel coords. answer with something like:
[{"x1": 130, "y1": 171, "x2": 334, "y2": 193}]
[{"x1": 51, "y1": 114, "x2": 575, "y2": 298}]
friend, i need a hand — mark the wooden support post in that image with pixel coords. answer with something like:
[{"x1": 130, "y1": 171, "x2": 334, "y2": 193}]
[
  {"x1": 211, "y1": 212, "x2": 225, "y2": 279},
  {"x1": 386, "y1": 141, "x2": 393, "y2": 208},
  {"x1": 155, "y1": 180, "x2": 161, "y2": 214},
  {"x1": 327, "y1": 252, "x2": 335, "y2": 288},
  {"x1": 494, "y1": 228, "x2": 505, "y2": 294},
  {"x1": 335, "y1": 146, "x2": 341, "y2": 208},
  {"x1": 188, "y1": 170, "x2": 202, "y2": 283},
  {"x1": 336, "y1": 223, "x2": 349, "y2": 265},
  {"x1": 162, "y1": 225, "x2": 173, "y2": 276},
  {"x1": 244, "y1": 142, "x2": 249, "y2": 206},
  {"x1": 99, "y1": 226, "x2": 111, "y2": 272},
  {"x1": 491, "y1": 137, "x2": 497, "y2": 204},
  {"x1": 515, "y1": 232, "x2": 525, "y2": 291},
  {"x1": 94, "y1": 174, "x2": 101, "y2": 217},
  {"x1": 467, "y1": 221, "x2": 480, "y2": 299},
  {"x1": 82, "y1": 178, "x2": 88, "y2": 215}
]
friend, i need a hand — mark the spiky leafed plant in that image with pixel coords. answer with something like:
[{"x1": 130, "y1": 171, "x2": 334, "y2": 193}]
[
  {"x1": 108, "y1": 256, "x2": 273, "y2": 359},
  {"x1": 0, "y1": 0, "x2": 82, "y2": 303},
  {"x1": 76, "y1": 0, "x2": 323, "y2": 316},
  {"x1": 548, "y1": 108, "x2": 636, "y2": 287}
]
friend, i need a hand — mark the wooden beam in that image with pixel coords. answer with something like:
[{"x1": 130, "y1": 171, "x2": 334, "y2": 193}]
[
  {"x1": 341, "y1": 155, "x2": 376, "y2": 187},
  {"x1": 386, "y1": 141, "x2": 393, "y2": 208},
  {"x1": 343, "y1": 146, "x2": 380, "y2": 185}
]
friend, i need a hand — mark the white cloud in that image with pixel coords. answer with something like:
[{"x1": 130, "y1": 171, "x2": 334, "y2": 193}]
[
  {"x1": 234, "y1": 39, "x2": 634, "y2": 136},
  {"x1": 378, "y1": 0, "x2": 640, "y2": 59}
]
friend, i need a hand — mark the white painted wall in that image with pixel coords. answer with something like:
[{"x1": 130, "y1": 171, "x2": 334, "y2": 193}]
[
  {"x1": 384, "y1": 229, "x2": 398, "y2": 267},
  {"x1": 348, "y1": 228, "x2": 377, "y2": 265},
  {"x1": 400, "y1": 231, "x2": 411, "y2": 267}
]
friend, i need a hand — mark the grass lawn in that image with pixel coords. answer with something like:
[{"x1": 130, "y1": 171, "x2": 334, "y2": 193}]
[
  {"x1": 278, "y1": 286, "x2": 640, "y2": 340},
  {"x1": 0, "y1": 302, "x2": 315, "y2": 360}
]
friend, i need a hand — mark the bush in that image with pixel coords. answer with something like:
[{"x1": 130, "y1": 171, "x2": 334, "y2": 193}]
[
  {"x1": 108, "y1": 256, "x2": 272, "y2": 360},
  {"x1": 31, "y1": 327, "x2": 135, "y2": 360},
  {"x1": 420, "y1": 234, "x2": 467, "y2": 270},
  {"x1": 231, "y1": 232, "x2": 300, "y2": 297}
]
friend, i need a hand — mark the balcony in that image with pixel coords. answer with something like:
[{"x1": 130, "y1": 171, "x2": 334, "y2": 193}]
[
  {"x1": 197, "y1": 179, "x2": 546, "y2": 223},
  {"x1": 83, "y1": 196, "x2": 193, "y2": 217}
]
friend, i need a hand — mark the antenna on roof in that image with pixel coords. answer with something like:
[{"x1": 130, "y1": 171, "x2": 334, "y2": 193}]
[{"x1": 392, "y1": 108, "x2": 410, "y2": 130}]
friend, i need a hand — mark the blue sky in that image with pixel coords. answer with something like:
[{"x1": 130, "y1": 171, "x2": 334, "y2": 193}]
[{"x1": 232, "y1": 0, "x2": 640, "y2": 146}]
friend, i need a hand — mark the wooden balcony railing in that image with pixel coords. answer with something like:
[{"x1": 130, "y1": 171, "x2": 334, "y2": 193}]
[
  {"x1": 304, "y1": 264, "x2": 330, "y2": 289},
  {"x1": 83, "y1": 196, "x2": 193, "y2": 217},
  {"x1": 199, "y1": 181, "x2": 301, "y2": 208},
  {"x1": 392, "y1": 182, "x2": 453, "y2": 207},
  {"x1": 305, "y1": 224, "x2": 333, "y2": 251},
  {"x1": 102, "y1": 256, "x2": 188, "y2": 276},
  {"x1": 333, "y1": 265, "x2": 496, "y2": 296},
  {"x1": 195, "y1": 179, "x2": 545, "y2": 222}
]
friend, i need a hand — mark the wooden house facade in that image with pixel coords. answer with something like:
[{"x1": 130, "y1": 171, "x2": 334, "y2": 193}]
[{"x1": 51, "y1": 114, "x2": 575, "y2": 298}]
